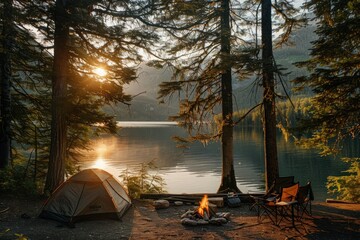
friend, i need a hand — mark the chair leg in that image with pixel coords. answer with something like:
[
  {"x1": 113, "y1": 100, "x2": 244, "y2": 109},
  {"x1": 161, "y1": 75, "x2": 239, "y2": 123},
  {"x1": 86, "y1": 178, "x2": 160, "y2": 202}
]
[
  {"x1": 291, "y1": 205, "x2": 295, "y2": 227},
  {"x1": 298, "y1": 201, "x2": 313, "y2": 220},
  {"x1": 257, "y1": 204, "x2": 278, "y2": 225},
  {"x1": 276, "y1": 204, "x2": 298, "y2": 227}
]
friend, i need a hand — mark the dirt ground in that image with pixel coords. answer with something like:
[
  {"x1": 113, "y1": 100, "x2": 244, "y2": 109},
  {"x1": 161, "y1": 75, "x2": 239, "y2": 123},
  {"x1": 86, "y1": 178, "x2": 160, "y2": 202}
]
[{"x1": 1, "y1": 194, "x2": 359, "y2": 240}]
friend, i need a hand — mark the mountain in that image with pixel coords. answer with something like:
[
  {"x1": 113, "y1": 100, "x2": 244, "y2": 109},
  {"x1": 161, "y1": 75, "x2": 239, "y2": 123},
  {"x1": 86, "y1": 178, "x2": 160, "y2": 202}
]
[
  {"x1": 232, "y1": 25, "x2": 317, "y2": 109},
  {"x1": 110, "y1": 25, "x2": 316, "y2": 121},
  {"x1": 104, "y1": 65, "x2": 178, "y2": 121}
]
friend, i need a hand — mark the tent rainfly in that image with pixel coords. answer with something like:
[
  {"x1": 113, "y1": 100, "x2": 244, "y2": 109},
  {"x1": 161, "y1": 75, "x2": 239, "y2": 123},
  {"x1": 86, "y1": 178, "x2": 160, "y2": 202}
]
[{"x1": 40, "y1": 168, "x2": 131, "y2": 223}]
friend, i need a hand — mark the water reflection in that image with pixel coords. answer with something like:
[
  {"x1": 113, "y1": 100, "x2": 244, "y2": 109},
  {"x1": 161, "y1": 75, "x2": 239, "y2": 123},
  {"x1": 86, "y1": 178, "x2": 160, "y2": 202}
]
[
  {"x1": 93, "y1": 158, "x2": 108, "y2": 169},
  {"x1": 80, "y1": 122, "x2": 350, "y2": 201}
]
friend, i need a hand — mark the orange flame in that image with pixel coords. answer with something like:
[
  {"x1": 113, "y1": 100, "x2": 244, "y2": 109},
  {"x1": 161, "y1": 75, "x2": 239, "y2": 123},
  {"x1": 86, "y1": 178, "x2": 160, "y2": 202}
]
[{"x1": 198, "y1": 195, "x2": 209, "y2": 217}]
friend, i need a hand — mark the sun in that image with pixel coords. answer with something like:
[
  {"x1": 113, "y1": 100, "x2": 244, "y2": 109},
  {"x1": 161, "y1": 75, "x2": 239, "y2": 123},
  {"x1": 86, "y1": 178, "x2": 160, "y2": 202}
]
[{"x1": 93, "y1": 67, "x2": 107, "y2": 77}]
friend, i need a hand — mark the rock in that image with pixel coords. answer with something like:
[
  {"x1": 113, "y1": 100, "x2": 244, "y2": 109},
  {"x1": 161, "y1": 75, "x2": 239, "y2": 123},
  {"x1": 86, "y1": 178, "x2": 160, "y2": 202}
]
[
  {"x1": 202, "y1": 211, "x2": 209, "y2": 221},
  {"x1": 181, "y1": 218, "x2": 198, "y2": 226},
  {"x1": 209, "y1": 217, "x2": 227, "y2": 225},
  {"x1": 153, "y1": 200, "x2": 170, "y2": 209},
  {"x1": 197, "y1": 219, "x2": 209, "y2": 225},
  {"x1": 181, "y1": 210, "x2": 195, "y2": 219},
  {"x1": 174, "y1": 201, "x2": 183, "y2": 206},
  {"x1": 216, "y1": 212, "x2": 231, "y2": 220}
]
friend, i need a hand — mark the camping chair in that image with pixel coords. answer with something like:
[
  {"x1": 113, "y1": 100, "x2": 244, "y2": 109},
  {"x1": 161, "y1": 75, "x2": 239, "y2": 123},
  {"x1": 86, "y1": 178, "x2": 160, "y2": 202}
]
[
  {"x1": 250, "y1": 176, "x2": 295, "y2": 212},
  {"x1": 257, "y1": 182, "x2": 300, "y2": 227},
  {"x1": 296, "y1": 181, "x2": 314, "y2": 220},
  {"x1": 275, "y1": 182, "x2": 300, "y2": 227}
]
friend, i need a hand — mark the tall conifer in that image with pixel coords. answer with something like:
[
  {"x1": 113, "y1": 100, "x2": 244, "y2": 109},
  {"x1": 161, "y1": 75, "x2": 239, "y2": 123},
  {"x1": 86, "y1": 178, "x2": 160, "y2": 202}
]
[
  {"x1": 44, "y1": 0, "x2": 69, "y2": 193},
  {"x1": 0, "y1": 0, "x2": 159, "y2": 193},
  {"x1": 0, "y1": 0, "x2": 13, "y2": 169},
  {"x1": 261, "y1": 0, "x2": 279, "y2": 191},
  {"x1": 41, "y1": 0, "x2": 159, "y2": 193},
  {"x1": 155, "y1": 0, "x2": 257, "y2": 193},
  {"x1": 295, "y1": 0, "x2": 360, "y2": 154},
  {"x1": 155, "y1": 0, "x2": 303, "y2": 192}
]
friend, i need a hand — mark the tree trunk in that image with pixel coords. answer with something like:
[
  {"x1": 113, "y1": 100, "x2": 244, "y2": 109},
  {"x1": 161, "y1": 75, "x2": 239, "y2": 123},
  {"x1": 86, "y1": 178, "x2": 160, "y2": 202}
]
[
  {"x1": 217, "y1": 0, "x2": 240, "y2": 193},
  {"x1": 44, "y1": 0, "x2": 69, "y2": 194},
  {"x1": 262, "y1": 0, "x2": 279, "y2": 191},
  {"x1": 0, "y1": 0, "x2": 13, "y2": 169}
]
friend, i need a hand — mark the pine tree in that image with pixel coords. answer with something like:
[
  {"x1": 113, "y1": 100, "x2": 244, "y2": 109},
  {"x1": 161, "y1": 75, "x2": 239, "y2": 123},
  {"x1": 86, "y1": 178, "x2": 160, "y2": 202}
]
[
  {"x1": 254, "y1": 0, "x2": 304, "y2": 191},
  {"x1": 34, "y1": 0, "x2": 159, "y2": 193},
  {"x1": 217, "y1": 0, "x2": 239, "y2": 193},
  {"x1": 0, "y1": 0, "x2": 159, "y2": 193},
  {"x1": 294, "y1": 0, "x2": 360, "y2": 202},
  {"x1": 261, "y1": 0, "x2": 279, "y2": 191},
  {"x1": 155, "y1": 0, "x2": 304, "y2": 192},
  {"x1": 44, "y1": 0, "x2": 69, "y2": 194},
  {"x1": 154, "y1": 0, "x2": 258, "y2": 193},
  {"x1": 294, "y1": 0, "x2": 360, "y2": 155},
  {"x1": 0, "y1": 0, "x2": 13, "y2": 169},
  {"x1": 0, "y1": 0, "x2": 56, "y2": 191}
]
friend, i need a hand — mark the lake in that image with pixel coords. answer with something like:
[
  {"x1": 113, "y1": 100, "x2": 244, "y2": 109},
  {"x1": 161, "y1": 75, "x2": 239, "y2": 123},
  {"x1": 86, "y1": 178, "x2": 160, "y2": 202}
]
[{"x1": 80, "y1": 121, "x2": 353, "y2": 201}]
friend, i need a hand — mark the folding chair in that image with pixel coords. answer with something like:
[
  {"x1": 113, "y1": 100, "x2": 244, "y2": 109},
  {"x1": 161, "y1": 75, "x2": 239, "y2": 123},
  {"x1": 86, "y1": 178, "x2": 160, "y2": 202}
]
[
  {"x1": 296, "y1": 181, "x2": 314, "y2": 220},
  {"x1": 275, "y1": 182, "x2": 300, "y2": 227},
  {"x1": 250, "y1": 176, "x2": 295, "y2": 212}
]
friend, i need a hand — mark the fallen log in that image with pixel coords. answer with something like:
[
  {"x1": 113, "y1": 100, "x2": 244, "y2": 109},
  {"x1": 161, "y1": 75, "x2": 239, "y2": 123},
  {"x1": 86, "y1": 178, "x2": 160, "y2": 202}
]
[
  {"x1": 163, "y1": 197, "x2": 198, "y2": 204},
  {"x1": 140, "y1": 193, "x2": 228, "y2": 199},
  {"x1": 140, "y1": 193, "x2": 265, "y2": 203},
  {"x1": 162, "y1": 196, "x2": 224, "y2": 207}
]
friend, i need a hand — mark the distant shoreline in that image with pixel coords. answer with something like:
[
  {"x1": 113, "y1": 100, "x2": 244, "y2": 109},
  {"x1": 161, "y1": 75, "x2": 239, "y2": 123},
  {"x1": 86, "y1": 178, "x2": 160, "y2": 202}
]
[{"x1": 116, "y1": 121, "x2": 178, "y2": 127}]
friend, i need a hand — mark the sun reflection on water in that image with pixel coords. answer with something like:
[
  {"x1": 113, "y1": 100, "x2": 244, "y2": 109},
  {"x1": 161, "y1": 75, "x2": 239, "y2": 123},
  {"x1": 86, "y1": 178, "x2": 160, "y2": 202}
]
[
  {"x1": 93, "y1": 158, "x2": 107, "y2": 169},
  {"x1": 87, "y1": 139, "x2": 123, "y2": 179}
]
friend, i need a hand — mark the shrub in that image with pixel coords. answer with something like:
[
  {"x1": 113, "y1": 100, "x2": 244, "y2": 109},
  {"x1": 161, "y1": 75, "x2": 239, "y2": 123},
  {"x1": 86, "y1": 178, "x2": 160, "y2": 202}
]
[
  {"x1": 0, "y1": 165, "x2": 38, "y2": 196},
  {"x1": 120, "y1": 161, "x2": 166, "y2": 199},
  {"x1": 327, "y1": 158, "x2": 360, "y2": 203}
]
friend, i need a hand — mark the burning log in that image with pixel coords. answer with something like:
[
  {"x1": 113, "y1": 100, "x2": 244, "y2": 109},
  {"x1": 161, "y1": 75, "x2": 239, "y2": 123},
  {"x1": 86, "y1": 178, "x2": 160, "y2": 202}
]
[
  {"x1": 180, "y1": 195, "x2": 231, "y2": 226},
  {"x1": 198, "y1": 195, "x2": 210, "y2": 218}
]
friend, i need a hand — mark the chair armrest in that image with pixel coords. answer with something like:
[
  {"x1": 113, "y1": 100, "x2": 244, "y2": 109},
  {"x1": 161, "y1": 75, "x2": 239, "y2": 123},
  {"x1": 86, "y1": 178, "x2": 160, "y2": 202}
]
[{"x1": 276, "y1": 200, "x2": 298, "y2": 206}]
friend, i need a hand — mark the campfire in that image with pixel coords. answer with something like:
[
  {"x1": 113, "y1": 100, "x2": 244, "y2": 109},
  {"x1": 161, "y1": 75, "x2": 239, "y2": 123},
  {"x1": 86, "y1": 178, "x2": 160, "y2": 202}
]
[
  {"x1": 181, "y1": 195, "x2": 230, "y2": 226},
  {"x1": 198, "y1": 194, "x2": 210, "y2": 219}
]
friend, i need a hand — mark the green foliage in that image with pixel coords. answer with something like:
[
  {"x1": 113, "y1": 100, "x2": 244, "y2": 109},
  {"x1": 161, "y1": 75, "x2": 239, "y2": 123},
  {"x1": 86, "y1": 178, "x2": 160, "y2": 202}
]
[
  {"x1": 120, "y1": 161, "x2": 166, "y2": 199},
  {"x1": 294, "y1": 1, "x2": 360, "y2": 201},
  {"x1": 1, "y1": 0, "x2": 160, "y2": 192},
  {"x1": 230, "y1": 97, "x2": 312, "y2": 129},
  {"x1": 327, "y1": 158, "x2": 360, "y2": 203},
  {"x1": 0, "y1": 165, "x2": 38, "y2": 196},
  {"x1": 294, "y1": 0, "x2": 360, "y2": 154}
]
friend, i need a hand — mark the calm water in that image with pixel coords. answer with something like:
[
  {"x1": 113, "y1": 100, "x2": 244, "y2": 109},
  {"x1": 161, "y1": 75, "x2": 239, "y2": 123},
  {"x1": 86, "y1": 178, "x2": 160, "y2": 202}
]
[{"x1": 80, "y1": 121, "x2": 353, "y2": 201}]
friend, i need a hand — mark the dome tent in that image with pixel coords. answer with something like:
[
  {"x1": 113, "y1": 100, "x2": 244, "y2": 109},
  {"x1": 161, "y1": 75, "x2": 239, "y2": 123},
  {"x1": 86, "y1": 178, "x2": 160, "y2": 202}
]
[{"x1": 40, "y1": 168, "x2": 131, "y2": 223}]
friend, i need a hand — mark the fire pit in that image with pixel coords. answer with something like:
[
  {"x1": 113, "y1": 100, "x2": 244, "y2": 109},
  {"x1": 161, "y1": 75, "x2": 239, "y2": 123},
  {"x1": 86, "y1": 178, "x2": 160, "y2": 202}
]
[{"x1": 181, "y1": 195, "x2": 231, "y2": 226}]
